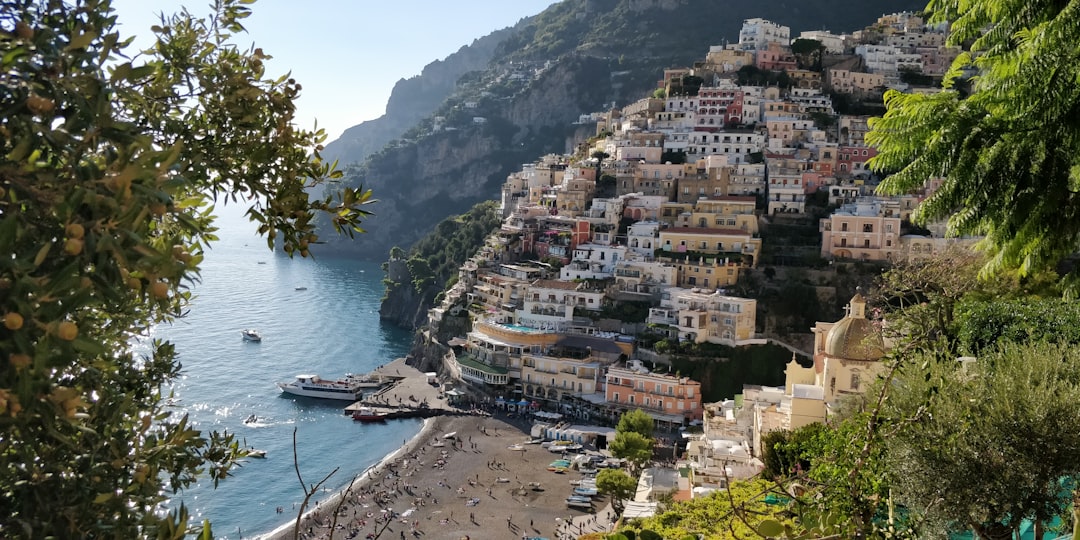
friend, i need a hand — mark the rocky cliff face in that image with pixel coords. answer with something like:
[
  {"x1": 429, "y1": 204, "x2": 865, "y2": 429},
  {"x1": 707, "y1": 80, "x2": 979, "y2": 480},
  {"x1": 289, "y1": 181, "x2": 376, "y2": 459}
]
[
  {"x1": 323, "y1": 28, "x2": 514, "y2": 167},
  {"x1": 379, "y1": 258, "x2": 444, "y2": 329},
  {"x1": 321, "y1": 55, "x2": 617, "y2": 259}
]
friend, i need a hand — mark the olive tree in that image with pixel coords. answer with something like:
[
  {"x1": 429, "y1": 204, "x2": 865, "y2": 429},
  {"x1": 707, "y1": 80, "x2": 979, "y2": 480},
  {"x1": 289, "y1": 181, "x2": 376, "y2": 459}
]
[
  {"x1": 0, "y1": 0, "x2": 373, "y2": 537},
  {"x1": 884, "y1": 342, "x2": 1080, "y2": 540}
]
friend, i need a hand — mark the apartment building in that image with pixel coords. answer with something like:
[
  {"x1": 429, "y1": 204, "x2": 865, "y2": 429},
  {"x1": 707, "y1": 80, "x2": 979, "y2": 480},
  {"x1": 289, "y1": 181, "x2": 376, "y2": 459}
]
[
  {"x1": 606, "y1": 363, "x2": 703, "y2": 423},
  {"x1": 647, "y1": 287, "x2": 757, "y2": 344},
  {"x1": 658, "y1": 228, "x2": 762, "y2": 266},
  {"x1": 819, "y1": 198, "x2": 902, "y2": 261}
]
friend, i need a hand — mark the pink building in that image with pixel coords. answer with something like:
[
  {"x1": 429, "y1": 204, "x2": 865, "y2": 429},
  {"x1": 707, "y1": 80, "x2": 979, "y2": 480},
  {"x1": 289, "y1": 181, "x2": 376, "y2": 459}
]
[
  {"x1": 754, "y1": 42, "x2": 797, "y2": 72},
  {"x1": 605, "y1": 364, "x2": 703, "y2": 424}
]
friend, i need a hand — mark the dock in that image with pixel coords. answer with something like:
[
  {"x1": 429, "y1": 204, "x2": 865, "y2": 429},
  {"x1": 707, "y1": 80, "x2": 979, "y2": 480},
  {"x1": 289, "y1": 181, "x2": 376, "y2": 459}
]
[{"x1": 343, "y1": 358, "x2": 480, "y2": 420}]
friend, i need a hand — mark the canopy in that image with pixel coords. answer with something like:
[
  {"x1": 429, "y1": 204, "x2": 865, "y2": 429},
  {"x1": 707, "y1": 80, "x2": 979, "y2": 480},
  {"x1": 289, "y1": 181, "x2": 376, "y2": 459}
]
[{"x1": 517, "y1": 399, "x2": 529, "y2": 406}]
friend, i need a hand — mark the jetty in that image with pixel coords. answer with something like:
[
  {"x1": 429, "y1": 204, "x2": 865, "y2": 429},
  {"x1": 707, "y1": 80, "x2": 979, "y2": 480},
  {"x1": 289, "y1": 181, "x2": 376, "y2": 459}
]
[{"x1": 342, "y1": 358, "x2": 479, "y2": 420}]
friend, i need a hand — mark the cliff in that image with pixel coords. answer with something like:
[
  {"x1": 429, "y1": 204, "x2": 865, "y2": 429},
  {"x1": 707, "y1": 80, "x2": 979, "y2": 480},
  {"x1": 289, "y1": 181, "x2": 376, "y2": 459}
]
[
  {"x1": 322, "y1": 27, "x2": 515, "y2": 167},
  {"x1": 319, "y1": 0, "x2": 924, "y2": 263}
]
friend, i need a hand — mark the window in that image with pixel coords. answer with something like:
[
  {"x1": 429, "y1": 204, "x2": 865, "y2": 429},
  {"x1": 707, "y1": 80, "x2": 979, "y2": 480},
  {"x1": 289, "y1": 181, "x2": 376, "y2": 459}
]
[
  {"x1": 841, "y1": 238, "x2": 848, "y2": 247},
  {"x1": 863, "y1": 224, "x2": 873, "y2": 233},
  {"x1": 850, "y1": 372, "x2": 861, "y2": 390},
  {"x1": 841, "y1": 223, "x2": 848, "y2": 232},
  {"x1": 628, "y1": 395, "x2": 635, "y2": 404},
  {"x1": 864, "y1": 239, "x2": 871, "y2": 248},
  {"x1": 613, "y1": 392, "x2": 619, "y2": 402}
]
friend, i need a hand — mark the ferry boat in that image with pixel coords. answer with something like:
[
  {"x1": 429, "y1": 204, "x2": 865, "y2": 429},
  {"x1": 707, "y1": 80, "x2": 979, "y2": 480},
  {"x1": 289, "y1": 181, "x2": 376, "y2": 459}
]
[{"x1": 277, "y1": 374, "x2": 369, "y2": 401}]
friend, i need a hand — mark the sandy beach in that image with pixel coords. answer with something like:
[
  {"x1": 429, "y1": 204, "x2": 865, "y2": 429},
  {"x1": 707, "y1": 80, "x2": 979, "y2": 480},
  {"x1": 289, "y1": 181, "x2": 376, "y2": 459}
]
[{"x1": 258, "y1": 361, "x2": 617, "y2": 540}]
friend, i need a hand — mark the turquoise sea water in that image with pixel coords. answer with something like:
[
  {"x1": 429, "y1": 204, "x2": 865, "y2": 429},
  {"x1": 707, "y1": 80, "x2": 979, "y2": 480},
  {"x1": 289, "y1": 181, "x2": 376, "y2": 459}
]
[{"x1": 152, "y1": 204, "x2": 419, "y2": 539}]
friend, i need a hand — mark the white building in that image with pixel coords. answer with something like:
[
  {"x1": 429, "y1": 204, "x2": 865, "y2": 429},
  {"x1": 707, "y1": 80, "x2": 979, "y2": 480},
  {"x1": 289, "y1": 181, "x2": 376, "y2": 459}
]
[
  {"x1": 560, "y1": 244, "x2": 627, "y2": 280},
  {"x1": 687, "y1": 130, "x2": 765, "y2": 164},
  {"x1": 738, "y1": 18, "x2": 791, "y2": 51},
  {"x1": 796, "y1": 30, "x2": 848, "y2": 54}
]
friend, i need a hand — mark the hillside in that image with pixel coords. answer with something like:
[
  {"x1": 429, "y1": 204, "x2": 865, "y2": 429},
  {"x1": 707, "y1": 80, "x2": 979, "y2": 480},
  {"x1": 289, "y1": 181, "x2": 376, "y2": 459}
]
[{"x1": 319, "y1": 0, "x2": 925, "y2": 259}]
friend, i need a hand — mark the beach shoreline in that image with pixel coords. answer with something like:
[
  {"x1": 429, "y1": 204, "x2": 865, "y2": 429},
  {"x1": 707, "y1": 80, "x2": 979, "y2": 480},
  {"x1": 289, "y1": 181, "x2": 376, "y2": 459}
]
[
  {"x1": 253, "y1": 358, "x2": 617, "y2": 540},
  {"x1": 256, "y1": 416, "x2": 439, "y2": 540}
]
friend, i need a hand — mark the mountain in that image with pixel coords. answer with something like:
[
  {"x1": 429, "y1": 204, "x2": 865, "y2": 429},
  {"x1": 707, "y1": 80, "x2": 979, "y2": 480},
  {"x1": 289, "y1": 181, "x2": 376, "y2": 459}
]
[
  {"x1": 319, "y1": 0, "x2": 925, "y2": 259},
  {"x1": 322, "y1": 28, "x2": 514, "y2": 166}
]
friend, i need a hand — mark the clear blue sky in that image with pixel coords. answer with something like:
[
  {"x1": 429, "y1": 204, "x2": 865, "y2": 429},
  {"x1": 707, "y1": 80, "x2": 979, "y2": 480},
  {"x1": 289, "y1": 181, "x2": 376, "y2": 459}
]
[{"x1": 110, "y1": 0, "x2": 560, "y2": 141}]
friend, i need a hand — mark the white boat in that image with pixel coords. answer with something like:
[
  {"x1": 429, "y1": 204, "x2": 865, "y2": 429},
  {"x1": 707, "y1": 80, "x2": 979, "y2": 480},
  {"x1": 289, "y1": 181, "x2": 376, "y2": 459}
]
[
  {"x1": 247, "y1": 449, "x2": 267, "y2": 459},
  {"x1": 566, "y1": 497, "x2": 593, "y2": 509},
  {"x1": 276, "y1": 374, "x2": 367, "y2": 401},
  {"x1": 241, "y1": 329, "x2": 262, "y2": 342}
]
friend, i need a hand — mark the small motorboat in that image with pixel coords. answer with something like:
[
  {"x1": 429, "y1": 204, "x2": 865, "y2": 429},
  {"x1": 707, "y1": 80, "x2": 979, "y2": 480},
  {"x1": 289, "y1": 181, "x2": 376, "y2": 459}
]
[
  {"x1": 241, "y1": 329, "x2": 262, "y2": 342},
  {"x1": 243, "y1": 414, "x2": 258, "y2": 424},
  {"x1": 294, "y1": 286, "x2": 307, "y2": 291},
  {"x1": 352, "y1": 407, "x2": 387, "y2": 423},
  {"x1": 247, "y1": 449, "x2": 267, "y2": 459},
  {"x1": 442, "y1": 432, "x2": 458, "y2": 440}
]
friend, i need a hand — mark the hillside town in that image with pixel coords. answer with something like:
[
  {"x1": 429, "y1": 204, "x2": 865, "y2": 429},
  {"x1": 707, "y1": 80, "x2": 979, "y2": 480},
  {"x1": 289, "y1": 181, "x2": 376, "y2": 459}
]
[{"x1": 416, "y1": 11, "x2": 979, "y2": 510}]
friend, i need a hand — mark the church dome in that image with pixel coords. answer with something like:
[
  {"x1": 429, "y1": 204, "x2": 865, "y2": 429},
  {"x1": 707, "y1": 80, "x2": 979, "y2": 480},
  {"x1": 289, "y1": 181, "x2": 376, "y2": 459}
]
[{"x1": 823, "y1": 292, "x2": 885, "y2": 361}]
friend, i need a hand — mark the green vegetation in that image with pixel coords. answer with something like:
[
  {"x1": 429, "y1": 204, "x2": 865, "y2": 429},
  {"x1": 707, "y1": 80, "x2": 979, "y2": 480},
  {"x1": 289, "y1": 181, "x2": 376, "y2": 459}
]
[
  {"x1": 0, "y1": 1, "x2": 373, "y2": 537},
  {"x1": 790, "y1": 38, "x2": 825, "y2": 71},
  {"x1": 609, "y1": 430, "x2": 653, "y2": 474},
  {"x1": 623, "y1": 479, "x2": 796, "y2": 539},
  {"x1": 867, "y1": 0, "x2": 1080, "y2": 294},
  {"x1": 596, "y1": 468, "x2": 637, "y2": 514},
  {"x1": 616, "y1": 409, "x2": 655, "y2": 439},
  {"x1": 407, "y1": 201, "x2": 502, "y2": 284},
  {"x1": 735, "y1": 65, "x2": 792, "y2": 89},
  {"x1": 666, "y1": 344, "x2": 804, "y2": 402},
  {"x1": 884, "y1": 342, "x2": 1080, "y2": 539},
  {"x1": 382, "y1": 201, "x2": 502, "y2": 316}
]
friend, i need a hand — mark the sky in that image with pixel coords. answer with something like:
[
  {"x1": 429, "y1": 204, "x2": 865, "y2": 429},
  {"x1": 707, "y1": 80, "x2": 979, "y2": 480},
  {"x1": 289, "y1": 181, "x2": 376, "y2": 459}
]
[{"x1": 110, "y1": 0, "x2": 560, "y2": 141}]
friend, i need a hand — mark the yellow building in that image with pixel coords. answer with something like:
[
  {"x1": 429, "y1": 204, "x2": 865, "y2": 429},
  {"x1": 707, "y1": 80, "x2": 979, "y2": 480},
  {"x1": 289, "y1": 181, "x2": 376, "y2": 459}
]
[
  {"x1": 751, "y1": 292, "x2": 887, "y2": 444},
  {"x1": 673, "y1": 257, "x2": 742, "y2": 290},
  {"x1": 658, "y1": 228, "x2": 762, "y2": 267},
  {"x1": 810, "y1": 291, "x2": 887, "y2": 403}
]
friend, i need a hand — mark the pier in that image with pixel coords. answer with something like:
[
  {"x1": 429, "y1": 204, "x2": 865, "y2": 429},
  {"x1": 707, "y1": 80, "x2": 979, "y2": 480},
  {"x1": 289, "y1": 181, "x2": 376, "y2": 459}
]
[{"x1": 342, "y1": 358, "x2": 481, "y2": 420}]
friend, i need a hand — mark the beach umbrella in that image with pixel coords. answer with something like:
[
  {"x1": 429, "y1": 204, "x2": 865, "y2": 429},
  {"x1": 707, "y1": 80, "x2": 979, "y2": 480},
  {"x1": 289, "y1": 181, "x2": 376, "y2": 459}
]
[{"x1": 518, "y1": 399, "x2": 529, "y2": 406}]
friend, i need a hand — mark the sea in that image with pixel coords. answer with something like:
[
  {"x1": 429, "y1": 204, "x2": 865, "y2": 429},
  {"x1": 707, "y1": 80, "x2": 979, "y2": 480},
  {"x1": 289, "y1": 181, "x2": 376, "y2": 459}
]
[{"x1": 150, "y1": 203, "x2": 421, "y2": 539}]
